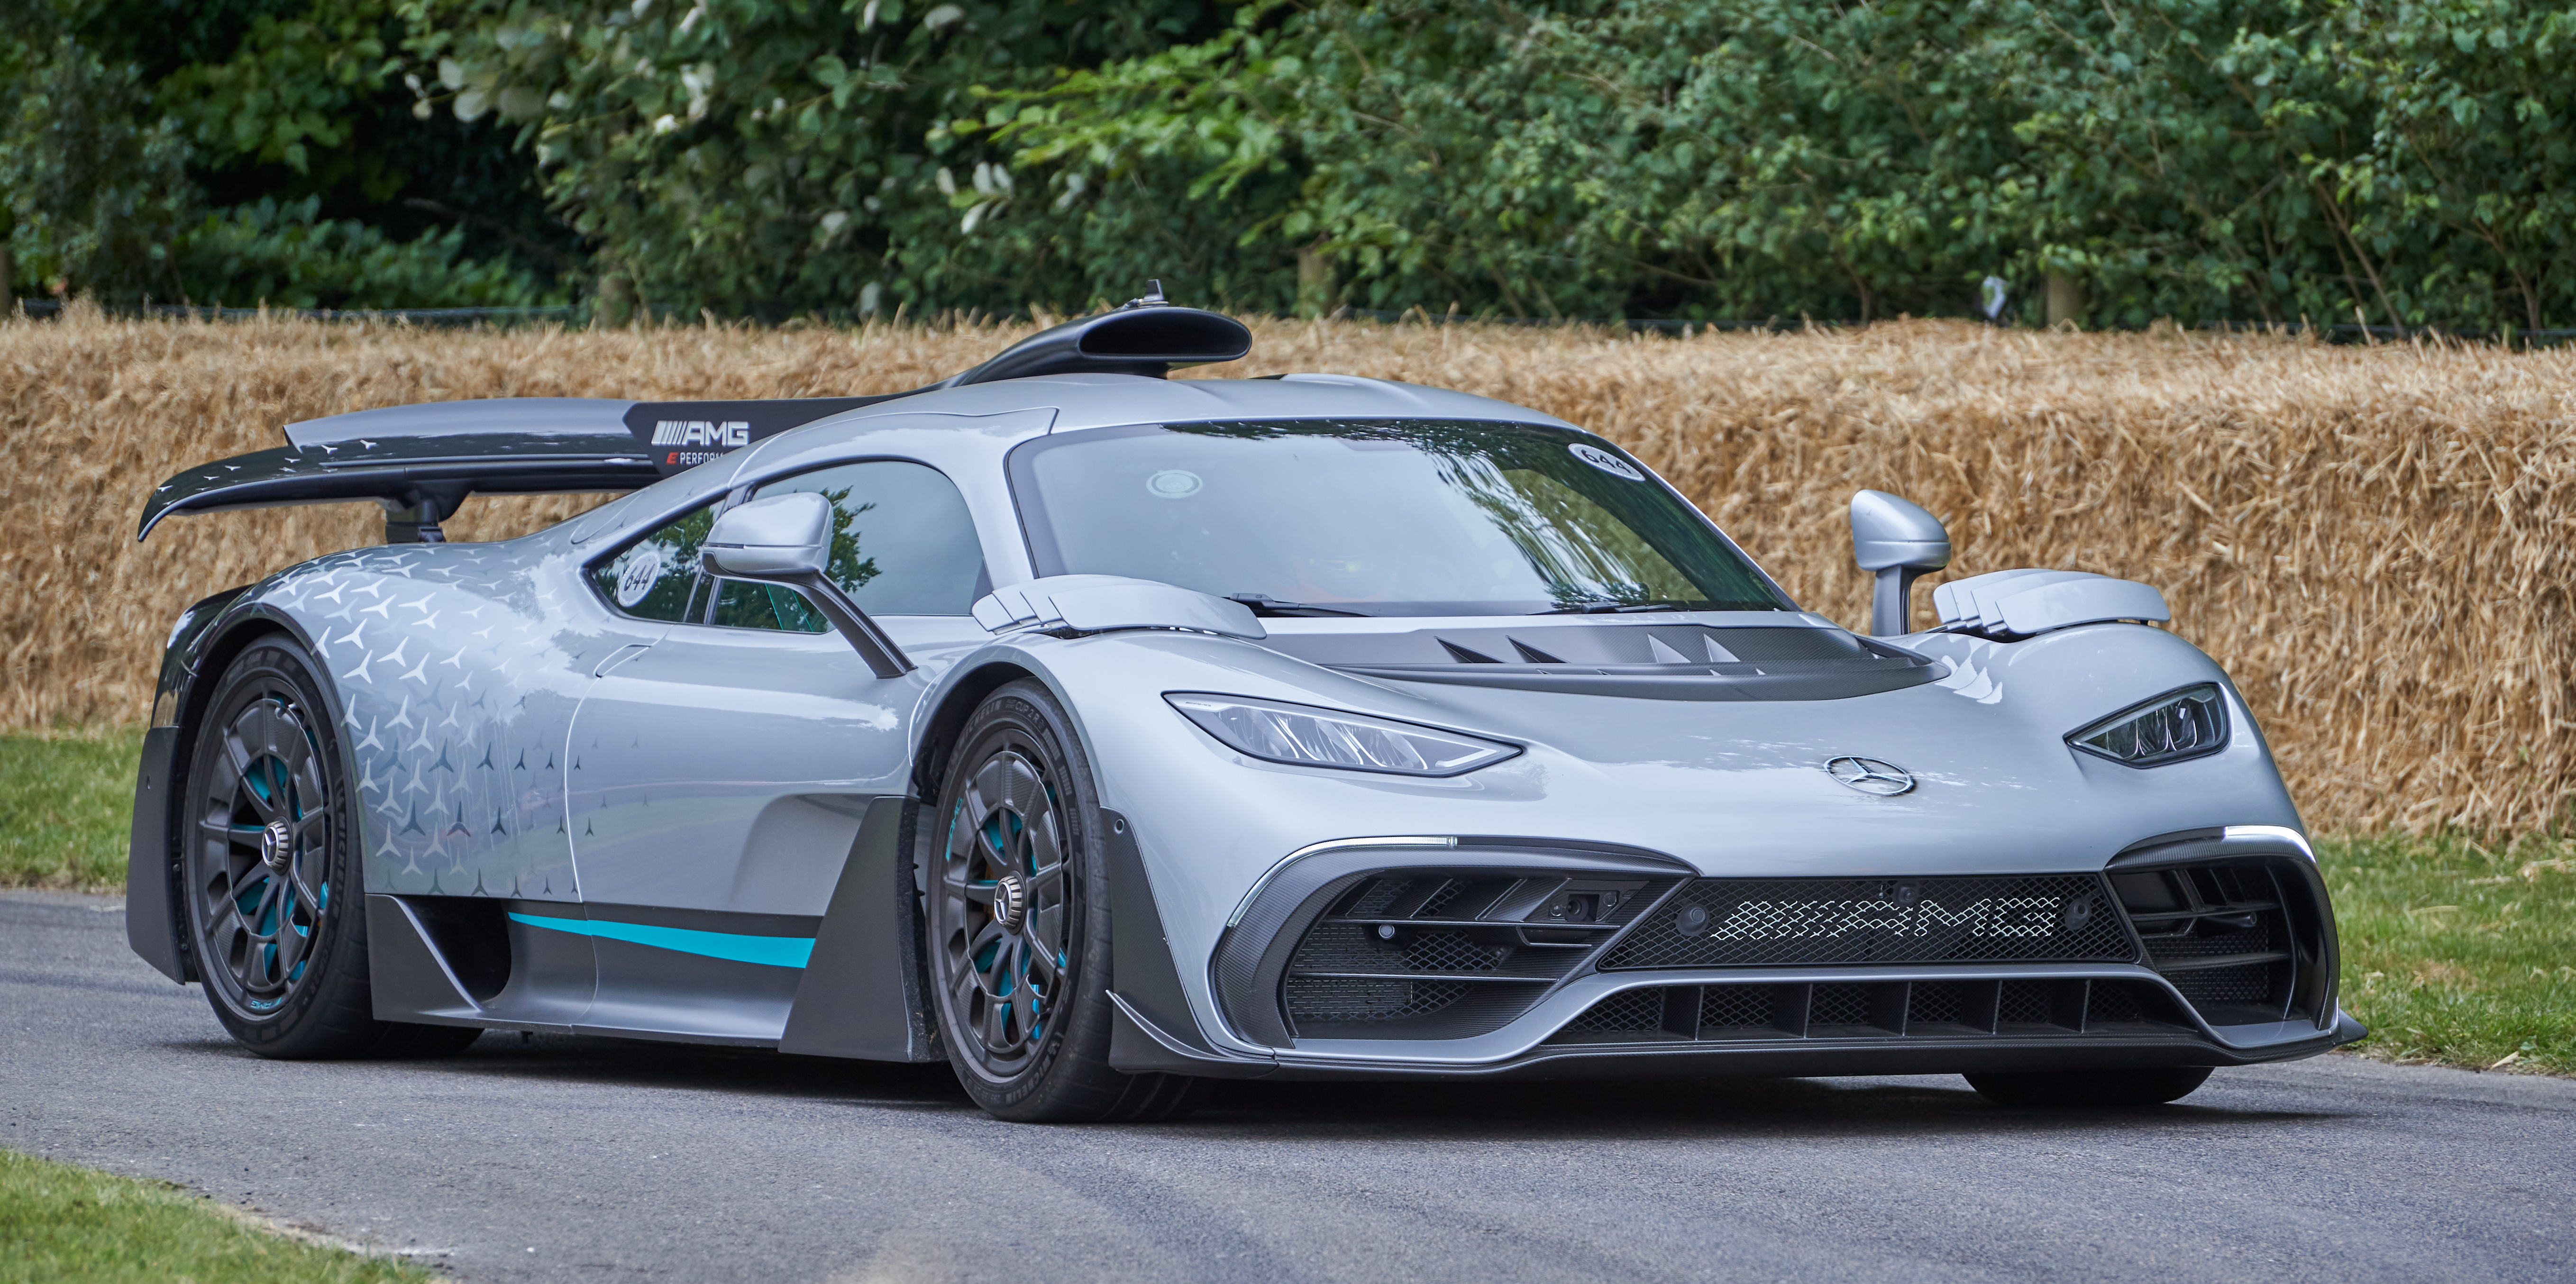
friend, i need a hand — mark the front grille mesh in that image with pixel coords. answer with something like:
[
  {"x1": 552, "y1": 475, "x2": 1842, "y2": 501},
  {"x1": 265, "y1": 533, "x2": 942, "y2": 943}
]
[
  {"x1": 1599, "y1": 875, "x2": 2137, "y2": 969},
  {"x1": 1698, "y1": 985, "x2": 1774, "y2": 1030},
  {"x1": 1809, "y1": 983, "x2": 1873, "y2": 1027},
  {"x1": 1545, "y1": 978, "x2": 2187, "y2": 1044},
  {"x1": 1907, "y1": 981, "x2": 1968, "y2": 1027},
  {"x1": 1283, "y1": 977, "x2": 1471, "y2": 1023},
  {"x1": 2169, "y1": 964, "x2": 2278, "y2": 1007},
  {"x1": 1560, "y1": 987, "x2": 1666, "y2": 1034},
  {"x1": 1283, "y1": 870, "x2": 1681, "y2": 1039},
  {"x1": 2110, "y1": 858, "x2": 2308, "y2": 1023},
  {"x1": 1998, "y1": 980, "x2": 2058, "y2": 1025}
]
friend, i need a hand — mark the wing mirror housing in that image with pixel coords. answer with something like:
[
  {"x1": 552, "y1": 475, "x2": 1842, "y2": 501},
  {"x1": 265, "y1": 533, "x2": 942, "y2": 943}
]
[
  {"x1": 1849, "y1": 490, "x2": 1951, "y2": 637},
  {"x1": 702, "y1": 492, "x2": 913, "y2": 678}
]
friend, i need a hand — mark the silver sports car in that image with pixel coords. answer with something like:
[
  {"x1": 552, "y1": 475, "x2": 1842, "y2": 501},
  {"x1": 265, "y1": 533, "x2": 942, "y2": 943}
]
[{"x1": 127, "y1": 293, "x2": 2359, "y2": 1120}]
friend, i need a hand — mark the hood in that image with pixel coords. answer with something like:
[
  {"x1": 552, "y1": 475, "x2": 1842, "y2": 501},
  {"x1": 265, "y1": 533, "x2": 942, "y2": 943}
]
[{"x1": 1008, "y1": 613, "x2": 2297, "y2": 889}]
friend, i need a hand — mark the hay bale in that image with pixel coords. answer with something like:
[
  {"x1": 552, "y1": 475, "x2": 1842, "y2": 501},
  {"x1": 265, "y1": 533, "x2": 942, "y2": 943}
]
[{"x1": 5, "y1": 308, "x2": 2569, "y2": 833}]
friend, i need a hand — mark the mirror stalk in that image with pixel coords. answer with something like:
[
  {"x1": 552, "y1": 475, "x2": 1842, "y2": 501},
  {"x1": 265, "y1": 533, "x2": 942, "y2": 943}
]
[
  {"x1": 1872, "y1": 566, "x2": 1934, "y2": 640},
  {"x1": 738, "y1": 568, "x2": 913, "y2": 679}
]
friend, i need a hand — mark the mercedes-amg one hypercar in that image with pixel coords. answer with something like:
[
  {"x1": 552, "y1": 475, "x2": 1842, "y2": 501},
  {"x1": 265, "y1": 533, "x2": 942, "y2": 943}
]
[{"x1": 126, "y1": 291, "x2": 2358, "y2": 1120}]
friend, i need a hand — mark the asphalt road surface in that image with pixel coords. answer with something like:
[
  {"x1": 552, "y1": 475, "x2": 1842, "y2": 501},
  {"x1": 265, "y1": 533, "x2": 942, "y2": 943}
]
[{"x1": 8, "y1": 889, "x2": 2572, "y2": 1284}]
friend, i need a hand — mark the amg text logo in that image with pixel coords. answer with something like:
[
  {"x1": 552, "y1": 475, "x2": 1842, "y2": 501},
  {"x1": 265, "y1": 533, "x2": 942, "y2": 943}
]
[
  {"x1": 1709, "y1": 897, "x2": 2062, "y2": 940},
  {"x1": 650, "y1": 420, "x2": 751, "y2": 448}
]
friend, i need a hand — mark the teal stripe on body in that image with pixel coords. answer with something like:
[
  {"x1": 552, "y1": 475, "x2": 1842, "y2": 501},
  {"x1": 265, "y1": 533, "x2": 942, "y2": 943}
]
[{"x1": 507, "y1": 912, "x2": 815, "y2": 969}]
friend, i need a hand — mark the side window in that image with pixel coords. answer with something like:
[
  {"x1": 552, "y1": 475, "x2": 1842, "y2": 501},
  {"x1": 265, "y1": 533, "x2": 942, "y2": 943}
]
[
  {"x1": 590, "y1": 502, "x2": 715, "y2": 622},
  {"x1": 709, "y1": 460, "x2": 988, "y2": 629}
]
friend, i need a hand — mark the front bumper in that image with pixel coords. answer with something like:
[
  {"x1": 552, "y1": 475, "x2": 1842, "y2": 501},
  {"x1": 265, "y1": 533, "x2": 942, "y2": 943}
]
[
  {"x1": 1113, "y1": 828, "x2": 2359, "y2": 1081},
  {"x1": 1113, "y1": 964, "x2": 2364, "y2": 1081}
]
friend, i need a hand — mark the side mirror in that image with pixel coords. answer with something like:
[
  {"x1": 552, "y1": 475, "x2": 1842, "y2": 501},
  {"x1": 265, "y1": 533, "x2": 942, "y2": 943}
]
[
  {"x1": 704, "y1": 492, "x2": 831, "y2": 578},
  {"x1": 1849, "y1": 490, "x2": 1951, "y2": 637},
  {"x1": 703, "y1": 493, "x2": 913, "y2": 678}
]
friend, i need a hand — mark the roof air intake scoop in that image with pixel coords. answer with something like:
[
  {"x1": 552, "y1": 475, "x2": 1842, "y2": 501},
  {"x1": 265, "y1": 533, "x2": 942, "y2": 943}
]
[{"x1": 935, "y1": 282, "x2": 1251, "y2": 388}]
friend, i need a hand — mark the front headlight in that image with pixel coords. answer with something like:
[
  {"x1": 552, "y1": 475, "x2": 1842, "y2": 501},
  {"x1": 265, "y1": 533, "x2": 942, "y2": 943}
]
[
  {"x1": 1164, "y1": 693, "x2": 1521, "y2": 777},
  {"x1": 2067, "y1": 683, "x2": 2230, "y2": 767}
]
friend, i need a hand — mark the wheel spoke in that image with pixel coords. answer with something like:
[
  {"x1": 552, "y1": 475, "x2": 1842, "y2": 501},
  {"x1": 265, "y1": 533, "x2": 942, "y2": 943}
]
[
  {"x1": 288, "y1": 860, "x2": 326, "y2": 917},
  {"x1": 273, "y1": 911, "x2": 311, "y2": 975},
  {"x1": 287, "y1": 752, "x2": 325, "y2": 822},
  {"x1": 998, "y1": 757, "x2": 1047, "y2": 825},
  {"x1": 969, "y1": 757, "x2": 1016, "y2": 821},
  {"x1": 949, "y1": 793, "x2": 987, "y2": 860},
  {"x1": 206, "y1": 909, "x2": 244, "y2": 966},
  {"x1": 979, "y1": 979, "x2": 1011, "y2": 1050},
  {"x1": 1020, "y1": 818, "x2": 1061, "y2": 880},
  {"x1": 245, "y1": 874, "x2": 285, "y2": 942},
  {"x1": 221, "y1": 735, "x2": 279, "y2": 822},
  {"x1": 1010, "y1": 976, "x2": 1038, "y2": 1040},
  {"x1": 963, "y1": 919, "x2": 1006, "y2": 978},
  {"x1": 1025, "y1": 898, "x2": 1064, "y2": 949}
]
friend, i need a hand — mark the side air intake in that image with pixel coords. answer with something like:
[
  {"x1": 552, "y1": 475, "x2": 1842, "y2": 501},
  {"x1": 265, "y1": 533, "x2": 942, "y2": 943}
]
[{"x1": 2109, "y1": 851, "x2": 2335, "y2": 1026}]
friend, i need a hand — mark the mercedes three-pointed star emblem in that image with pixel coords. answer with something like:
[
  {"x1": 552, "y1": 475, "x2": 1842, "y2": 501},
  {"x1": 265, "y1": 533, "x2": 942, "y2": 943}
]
[{"x1": 1826, "y1": 756, "x2": 1916, "y2": 796}]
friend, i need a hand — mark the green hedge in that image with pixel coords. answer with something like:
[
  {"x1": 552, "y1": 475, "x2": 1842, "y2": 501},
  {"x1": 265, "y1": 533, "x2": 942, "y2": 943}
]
[{"x1": 7, "y1": 0, "x2": 2573, "y2": 325}]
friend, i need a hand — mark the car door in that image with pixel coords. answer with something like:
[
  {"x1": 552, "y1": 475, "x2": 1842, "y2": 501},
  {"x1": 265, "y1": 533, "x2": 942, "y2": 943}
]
[{"x1": 564, "y1": 457, "x2": 989, "y2": 1036}]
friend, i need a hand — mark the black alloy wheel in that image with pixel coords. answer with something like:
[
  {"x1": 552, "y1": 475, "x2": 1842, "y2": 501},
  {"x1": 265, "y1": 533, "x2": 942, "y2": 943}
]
[
  {"x1": 180, "y1": 635, "x2": 479, "y2": 1059},
  {"x1": 1964, "y1": 1065, "x2": 2214, "y2": 1107},
  {"x1": 925, "y1": 680, "x2": 1199, "y2": 1122}
]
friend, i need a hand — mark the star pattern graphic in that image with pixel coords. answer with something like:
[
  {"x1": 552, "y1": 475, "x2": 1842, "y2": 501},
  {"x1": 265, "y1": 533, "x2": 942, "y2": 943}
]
[{"x1": 254, "y1": 545, "x2": 596, "y2": 902}]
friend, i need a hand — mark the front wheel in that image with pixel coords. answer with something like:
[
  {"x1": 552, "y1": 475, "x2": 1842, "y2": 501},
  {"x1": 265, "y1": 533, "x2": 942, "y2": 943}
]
[
  {"x1": 1964, "y1": 1065, "x2": 2213, "y2": 1107},
  {"x1": 179, "y1": 635, "x2": 480, "y2": 1060},
  {"x1": 924, "y1": 680, "x2": 1199, "y2": 1122}
]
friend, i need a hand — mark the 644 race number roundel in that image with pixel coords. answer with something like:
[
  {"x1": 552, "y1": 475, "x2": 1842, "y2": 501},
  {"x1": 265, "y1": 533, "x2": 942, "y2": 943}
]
[
  {"x1": 1569, "y1": 442, "x2": 1646, "y2": 481},
  {"x1": 614, "y1": 547, "x2": 665, "y2": 607}
]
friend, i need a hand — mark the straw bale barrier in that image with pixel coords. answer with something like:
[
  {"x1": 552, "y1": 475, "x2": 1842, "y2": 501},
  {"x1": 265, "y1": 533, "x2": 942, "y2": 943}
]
[{"x1": 4, "y1": 307, "x2": 2571, "y2": 833}]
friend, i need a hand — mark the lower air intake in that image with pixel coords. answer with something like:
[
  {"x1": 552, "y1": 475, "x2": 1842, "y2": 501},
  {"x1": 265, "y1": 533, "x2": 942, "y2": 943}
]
[
  {"x1": 1279, "y1": 869, "x2": 1680, "y2": 1039},
  {"x1": 1544, "y1": 978, "x2": 2191, "y2": 1045},
  {"x1": 2110, "y1": 855, "x2": 2328, "y2": 1025}
]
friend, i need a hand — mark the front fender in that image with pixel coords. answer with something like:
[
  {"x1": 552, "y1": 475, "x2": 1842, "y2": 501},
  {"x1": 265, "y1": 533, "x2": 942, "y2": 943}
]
[{"x1": 127, "y1": 587, "x2": 304, "y2": 983}]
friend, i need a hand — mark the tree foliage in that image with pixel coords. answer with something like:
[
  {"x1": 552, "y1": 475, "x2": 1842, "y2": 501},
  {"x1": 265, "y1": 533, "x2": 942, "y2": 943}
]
[
  {"x1": 1, "y1": 0, "x2": 571, "y2": 306},
  {"x1": 7, "y1": 0, "x2": 2574, "y2": 325},
  {"x1": 413, "y1": 0, "x2": 1231, "y2": 315},
  {"x1": 998, "y1": 0, "x2": 2576, "y2": 328}
]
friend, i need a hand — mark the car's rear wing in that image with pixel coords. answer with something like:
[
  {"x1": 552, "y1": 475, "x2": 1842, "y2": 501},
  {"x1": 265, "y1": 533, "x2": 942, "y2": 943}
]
[
  {"x1": 137, "y1": 296, "x2": 1251, "y2": 544},
  {"x1": 137, "y1": 395, "x2": 895, "y2": 541}
]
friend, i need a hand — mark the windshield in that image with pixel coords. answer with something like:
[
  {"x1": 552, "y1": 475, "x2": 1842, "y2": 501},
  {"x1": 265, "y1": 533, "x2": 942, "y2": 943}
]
[{"x1": 1010, "y1": 419, "x2": 1790, "y2": 616}]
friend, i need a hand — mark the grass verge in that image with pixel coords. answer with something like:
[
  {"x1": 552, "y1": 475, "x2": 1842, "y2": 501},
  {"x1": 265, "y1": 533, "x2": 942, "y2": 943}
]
[
  {"x1": 0, "y1": 1148, "x2": 432, "y2": 1283},
  {"x1": 2321, "y1": 833, "x2": 2576, "y2": 1075},
  {"x1": 2, "y1": 730, "x2": 2567, "y2": 1075},
  {"x1": 0, "y1": 729, "x2": 138, "y2": 889}
]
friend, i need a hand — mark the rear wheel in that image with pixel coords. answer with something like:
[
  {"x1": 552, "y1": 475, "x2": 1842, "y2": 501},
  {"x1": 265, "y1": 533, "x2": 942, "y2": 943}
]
[
  {"x1": 180, "y1": 635, "x2": 480, "y2": 1060},
  {"x1": 924, "y1": 680, "x2": 1199, "y2": 1122},
  {"x1": 1964, "y1": 1065, "x2": 2213, "y2": 1107}
]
